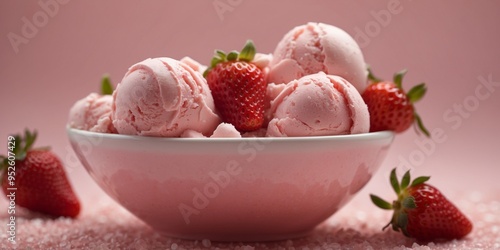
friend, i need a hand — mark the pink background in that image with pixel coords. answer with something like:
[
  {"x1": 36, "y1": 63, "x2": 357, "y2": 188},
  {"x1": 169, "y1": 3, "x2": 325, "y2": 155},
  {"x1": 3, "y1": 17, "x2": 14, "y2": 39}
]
[{"x1": 1, "y1": 0, "x2": 500, "y2": 207}]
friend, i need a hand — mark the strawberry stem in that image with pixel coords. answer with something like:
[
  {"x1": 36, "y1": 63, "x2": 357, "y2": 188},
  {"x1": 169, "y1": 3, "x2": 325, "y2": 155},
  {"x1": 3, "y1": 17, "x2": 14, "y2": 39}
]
[
  {"x1": 402, "y1": 196, "x2": 417, "y2": 209},
  {"x1": 397, "y1": 213, "x2": 410, "y2": 236}
]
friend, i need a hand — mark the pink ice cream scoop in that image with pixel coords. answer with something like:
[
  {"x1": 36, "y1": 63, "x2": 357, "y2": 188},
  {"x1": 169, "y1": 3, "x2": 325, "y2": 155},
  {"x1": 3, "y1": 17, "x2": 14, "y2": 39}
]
[
  {"x1": 112, "y1": 57, "x2": 220, "y2": 137},
  {"x1": 180, "y1": 56, "x2": 207, "y2": 75},
  {"x1": 268, "y1": 22, "x2": 368, "y2": 93},
  {"x1": 180, "y1": 123, "x2": 241, "y2": 138},
  {"x1": 266, "y1": 72, "x2": 369, "y2": 137},
  {"x1": 68, "y1": 93, "x2": 116, "y2": 133}
]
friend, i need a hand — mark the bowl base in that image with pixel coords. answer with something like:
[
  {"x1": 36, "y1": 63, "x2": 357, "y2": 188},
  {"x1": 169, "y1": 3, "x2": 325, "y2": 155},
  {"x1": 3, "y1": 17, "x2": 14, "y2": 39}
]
[{"x1": 158, "y1": 228, "x2": 314, "y2": 242}]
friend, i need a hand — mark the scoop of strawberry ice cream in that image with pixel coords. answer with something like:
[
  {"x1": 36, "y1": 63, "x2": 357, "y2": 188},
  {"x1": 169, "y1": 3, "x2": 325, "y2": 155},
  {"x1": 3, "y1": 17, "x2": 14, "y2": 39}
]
[
  {"x1": 263, "y1": 82, "x2": 287, "y2": 127},
  {"x1": 253, "y1": 52, "x2": 272, "y2": 73},
  {"x1": 211, "y1": 123, "x2": 241, "y2": 138},
  {"x1": 180, "y1": 123, "x2": 241, "y2": 138},
  {"x1": 268, "y1": 22, "x2": 368, "y2": 93},
  {"x1": 180, "y1": 56, "x2": 207, "y2": 75},
  {"x1": 180, "y1": 130, "x2": 205, "y2": 138},
  {"x1": 112, "y1": 57, "x2": 220, "y2": 137},
  {"x1": 266, "y1": 72, "x2": 369, "y2": 137},
  {"x1": 68, "y1": 93, "x2": 116, "y2": 133}
]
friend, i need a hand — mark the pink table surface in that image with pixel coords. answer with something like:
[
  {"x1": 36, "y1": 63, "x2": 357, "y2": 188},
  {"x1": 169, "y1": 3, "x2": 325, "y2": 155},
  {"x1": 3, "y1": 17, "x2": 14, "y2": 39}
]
[{"x1": 0, "y1": 190, "x2": 498, "y2": 250}]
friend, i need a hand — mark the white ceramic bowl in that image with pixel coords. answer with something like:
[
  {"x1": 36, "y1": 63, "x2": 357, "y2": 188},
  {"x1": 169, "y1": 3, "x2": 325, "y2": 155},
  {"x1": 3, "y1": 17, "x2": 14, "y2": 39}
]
[{"x1": 67, "y1": 128, "x2": 394, "y2": 241}]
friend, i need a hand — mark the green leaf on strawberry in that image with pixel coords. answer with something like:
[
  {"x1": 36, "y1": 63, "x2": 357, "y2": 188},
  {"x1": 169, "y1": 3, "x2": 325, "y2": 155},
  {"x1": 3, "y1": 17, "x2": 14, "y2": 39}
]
[
  {"x1": 226, "y1": 51, "x2": 238, "y2": 61},
  {"x1": 239, "y1": 40, "x2": 256, "y2": 61},
  {"x1": 393, "y1": 69, "x2": 407, "y2": 89},
  {"x1": 362, "y1": 67, "x2": 430, "y2": 137},
  {"x1": 0, "y1": 129, "x2": 37, "y2": 171},
  {"x1": 371, "y1": 168, "x2": 472, "y2": 241},
  {"x1": 204, "y1": 40, "x2": 257, "y2": 77},
  {"x1": 407, "y1": 83, "x2": 427, "y2": 104},
  {"x1": 0, "y1": 129, "x2": 81, "y2": 218},
  {"x1": 367, "y1": 65, "x2": 382, "y2": 83}
]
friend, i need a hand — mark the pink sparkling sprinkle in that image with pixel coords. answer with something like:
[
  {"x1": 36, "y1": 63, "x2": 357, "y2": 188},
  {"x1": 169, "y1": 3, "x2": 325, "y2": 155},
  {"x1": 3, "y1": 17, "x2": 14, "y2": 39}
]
[{"x1": 0, "y1": 190, "x2": 498, "y2": 249}]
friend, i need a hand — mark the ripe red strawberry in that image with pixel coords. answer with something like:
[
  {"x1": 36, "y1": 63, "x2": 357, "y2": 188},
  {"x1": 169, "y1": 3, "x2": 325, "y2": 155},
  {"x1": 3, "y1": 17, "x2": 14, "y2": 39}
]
[
  {"x1": 362, "y1": 68, "x2": 429, "y2": 136},
  {"x1": 370, "y1": 168, "x2": 473, "y2": 241},
  {"x1": 204, "y1": 40, "x2": 266, "y2": 132},
  {"x1": 0, "y1": 130, "x2": 80, "y2": 218}
]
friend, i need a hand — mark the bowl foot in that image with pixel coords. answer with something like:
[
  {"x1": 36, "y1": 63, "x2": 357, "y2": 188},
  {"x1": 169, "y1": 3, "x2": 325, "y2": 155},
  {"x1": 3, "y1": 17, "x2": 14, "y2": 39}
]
[{"x1": 157, "y1": 228, "x2": 314, "y2": 242}]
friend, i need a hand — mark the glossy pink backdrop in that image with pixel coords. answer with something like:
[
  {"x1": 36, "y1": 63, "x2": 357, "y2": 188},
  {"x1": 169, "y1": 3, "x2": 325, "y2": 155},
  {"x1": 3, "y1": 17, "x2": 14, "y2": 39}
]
[{"x1": 1, "y1": 0, "x2": 499, "y2": 207}]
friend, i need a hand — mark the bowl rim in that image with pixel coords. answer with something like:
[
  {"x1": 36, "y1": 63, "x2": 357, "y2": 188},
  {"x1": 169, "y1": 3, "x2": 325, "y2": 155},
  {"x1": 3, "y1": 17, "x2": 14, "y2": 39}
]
[{"x1": 67, "y1": 127, "x2": 394, "y2": 143}]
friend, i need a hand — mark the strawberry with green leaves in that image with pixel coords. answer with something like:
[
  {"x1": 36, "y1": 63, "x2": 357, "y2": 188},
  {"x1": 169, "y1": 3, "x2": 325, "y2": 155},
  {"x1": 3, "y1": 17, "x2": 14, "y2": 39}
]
[
  {"x1": 0, "y1": 130, "x2": 80, "y2": 218},
  {"x1": 204, "y1": 40, "x2": 267, "y2": 132},
  {"x1": 362, "y1": 68, "x2": 429, "y2": 136},
  {"x1": 371, "y1": 168, "x2": 472, "y2": 241}
]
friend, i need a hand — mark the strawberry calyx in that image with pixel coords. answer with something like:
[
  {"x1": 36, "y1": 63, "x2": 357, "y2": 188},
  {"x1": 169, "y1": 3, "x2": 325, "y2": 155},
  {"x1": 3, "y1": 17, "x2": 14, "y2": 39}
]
[
  {"x1": 100, "y1": 74, "x2": 114, "y2": 95},
  {"x1": 367, "y1": 67, "x2": 430, "y2": 137},
  {"x1": 203, "y1": 40, "x2": 257, "y2": 77},
  {"x1": 392, "y1": 69, "x2": 407, "y2": 89},
  {"x1": 0, "y1": 129, "x2": 48, "y2": 171},
  {"x1": 367, "y1": 65, "x2": 382, "y2": 83},
  {"x1": 370, "y1": 168, "x2": 430, "y2": 237}
]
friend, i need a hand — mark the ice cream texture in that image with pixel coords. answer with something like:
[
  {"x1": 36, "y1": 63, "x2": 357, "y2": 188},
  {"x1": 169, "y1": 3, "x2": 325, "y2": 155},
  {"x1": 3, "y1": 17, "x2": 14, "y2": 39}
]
[
  {"x1": 68, "y1": 93, "x2": 116, "y2": 133},
  {"x1": 268, "y1": 22, "x2": 368, "y2": 93},
  {"x1": 112, "y1": 57, "x2": 220, "y2": 137},
  {"x1": 69, "y1": 22, "x2": 373, "y2": 138},
  {"x1": 266, "y1": 72, "x2": 370, "y2": 137},
  {"x1": 180, "y1": 123, "x2": 241, "y2": 138},
  {"x1": 180, "y1": 56, "x2": 207, "y2": 75}
]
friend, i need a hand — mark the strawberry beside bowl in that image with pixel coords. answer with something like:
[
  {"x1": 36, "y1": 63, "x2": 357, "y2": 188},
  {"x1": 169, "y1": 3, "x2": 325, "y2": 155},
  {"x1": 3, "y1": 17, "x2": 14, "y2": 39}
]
[{"x1": 67, "y1": 128, "x2": 394, "y2": 241}]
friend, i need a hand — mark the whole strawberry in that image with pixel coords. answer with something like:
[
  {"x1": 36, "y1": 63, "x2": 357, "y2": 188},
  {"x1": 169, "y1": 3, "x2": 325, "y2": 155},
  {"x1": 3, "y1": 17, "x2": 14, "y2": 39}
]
[
  {"x1": 362, "y1": 68, "x2": 429, "y2": 136},
  {"x1": 370, "y1": 168, "x2": 472, "y2": 241},
  {"x1": 0, "y1": 130, "x2": 80, "y2": 218},
  {"x1": 204, "y1": 40, "x2": 266, "y2": 132}
]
